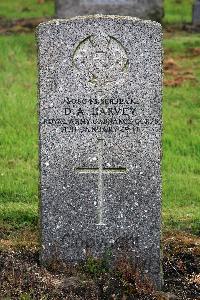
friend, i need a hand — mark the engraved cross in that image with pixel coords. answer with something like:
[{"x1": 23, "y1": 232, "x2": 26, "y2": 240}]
[{"x1": 76, "y1": 139, "x2": 126, "y2": 225}]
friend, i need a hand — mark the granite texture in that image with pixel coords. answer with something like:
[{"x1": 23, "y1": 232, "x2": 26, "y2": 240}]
[
  {"x1": 55, "y1": 0, "x2": 164, "y2": 22},
  {"x1": 193, "y1": 0, "x2": 200, "y2": 25},
  {"x1": 37, "y1": 15, "x2": 163, "y2": 290}
]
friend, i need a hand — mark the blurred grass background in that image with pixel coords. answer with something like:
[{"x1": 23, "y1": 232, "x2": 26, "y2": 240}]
[
  {"x1": 0, "y1": 0, "x2": 199, "y2": 236},
  {"x1": 0, "y1": 0, "x2": 54, "y2": 19}
]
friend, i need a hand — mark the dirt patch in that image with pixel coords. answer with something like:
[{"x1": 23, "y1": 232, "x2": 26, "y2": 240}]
[
  {"x1": 164, "y1": 57, "x2": 198, "y2": 87},
  {"x1": 0, "y1": 232, "x2": 199, "y2": 299},
  {"x1": 162, "y1": 232, "x2": 200, "y2": 299},
  {"x1": 187, "y1": 48, "x2": 200, "y2": 57},
  {"x1": 164, "y1": 24, "x2": 200, "y2": 36},
  {"x1": 0, "y1": 17, "x2": 49, "y2": 34}
]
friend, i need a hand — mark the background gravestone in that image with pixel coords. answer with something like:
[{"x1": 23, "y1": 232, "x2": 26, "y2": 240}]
[
  {"x1": 193, "y1": 0, "x2": 200, "y2": 25},
  {"x1": 37, "y1": 15, "x2": 163, "y2": 289},
  {"x1": 55, "y1": 0, "x2": 164, "y2": 22}
]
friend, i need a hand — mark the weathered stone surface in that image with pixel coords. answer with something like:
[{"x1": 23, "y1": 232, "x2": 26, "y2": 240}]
[
  {"x1": 55, "y1": 0, "x2": 164, "y2": 22},
  {"x1": 37, "y1": 15, "x2": 163, "y2": 289},
  {"x1": 193, "y1": 0, "x2": 200, "y2": 25}
]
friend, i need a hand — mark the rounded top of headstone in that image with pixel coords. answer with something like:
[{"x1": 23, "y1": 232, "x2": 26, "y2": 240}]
[{"x1": 37, "y1": 14, "x2": 162, "y2": 31}]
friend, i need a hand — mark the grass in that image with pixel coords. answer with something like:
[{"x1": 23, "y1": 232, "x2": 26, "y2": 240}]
[
  {"x1": 0, "y1": 0, "x2": 54, "y2": 19},
  {"x1": 0, "y1": 34, "x2": 38, "y2": 229},
  {"x1": 0, "y1": 32, "x2": 199, "y2": 236},
  {"x1": 0, "y1": 1, "x2": 199, "y2": 236},
  {"x1": 164, "y1": 0, "x2": 195, "y2": 25},
  {"x1": 163, "y1": 33, "x2": 200, "y2": 234}
]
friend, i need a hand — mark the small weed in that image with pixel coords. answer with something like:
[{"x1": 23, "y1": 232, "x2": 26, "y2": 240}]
[
  {"x1": 83, "y1": 252, "x2": 110, "y2": 278},
  {"x1": 113, "y1": 256, "x2": 155, "y2": 296},
  {"x1": 20, "y1": 293, "x2": 32, "y2": 300}
]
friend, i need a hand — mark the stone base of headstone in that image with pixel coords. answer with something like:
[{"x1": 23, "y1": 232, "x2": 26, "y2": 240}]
[
  {"x1": 55, "y1": 0, "x2": 164, "y2": 22},
  {"x1": 193, "y1": 1, "x2": 200, "y2": 25},
  {"x1": 182, "y1": 23, "x2": 200, "y2": 33}
]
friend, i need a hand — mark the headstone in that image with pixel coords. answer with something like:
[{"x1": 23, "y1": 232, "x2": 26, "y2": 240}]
[
  {"x1": 37, "y1": 15, "x2": 163, "y2": 290},
  {"x1": 55, "y1": 0, "x2": 164, "y2": 22},
  {"x1": 193, "y1": 0, "x2": 200, "y2": 25}
]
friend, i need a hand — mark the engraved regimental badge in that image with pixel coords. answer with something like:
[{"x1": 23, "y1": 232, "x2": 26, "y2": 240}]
[{"x1": 73, "y1": 34, "x2": 128, "y2": 90}]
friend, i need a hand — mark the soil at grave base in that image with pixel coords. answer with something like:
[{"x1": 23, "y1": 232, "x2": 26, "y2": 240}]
[
  {"x1": 0, "y1": 232, "x2": 199, "y2": 300},
  {"x1": 0, "y1": 17, "x2": 50, "y2": 34}
]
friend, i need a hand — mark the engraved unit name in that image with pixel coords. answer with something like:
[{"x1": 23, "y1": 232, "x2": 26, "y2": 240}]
[
  {"x1": 41, "y1": 96, "x2": 161, "y2": 134},
  {"x1": 62, "y1": 95, "x2": 139, "y2": 129}
]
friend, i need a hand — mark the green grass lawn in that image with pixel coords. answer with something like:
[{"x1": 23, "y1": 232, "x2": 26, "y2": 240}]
[
  {"x1": 164, "y1": 0, "x2": 195, "y2": 24},
  {"x1": 0, "y1": 1, "x2": 199, "y2": 238},
  {"x1": 0, "y1": 31, "x2": 199, "y2": 236},
  {"x1": 162, "y1": 34, "x2": 200, "y2": 234},
  {"x1": 0, "y1": 35, "x2": 38, "y2": 230},
  {"x1": 0, "y1": 0, "x2": 54, "y2": 19}
]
